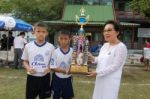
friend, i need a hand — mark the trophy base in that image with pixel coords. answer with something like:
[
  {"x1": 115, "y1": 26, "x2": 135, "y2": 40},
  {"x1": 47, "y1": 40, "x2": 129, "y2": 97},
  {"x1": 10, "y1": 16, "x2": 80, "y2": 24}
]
[{"x1": 70, "y1": 65, "x2": 89, "y2": 74}]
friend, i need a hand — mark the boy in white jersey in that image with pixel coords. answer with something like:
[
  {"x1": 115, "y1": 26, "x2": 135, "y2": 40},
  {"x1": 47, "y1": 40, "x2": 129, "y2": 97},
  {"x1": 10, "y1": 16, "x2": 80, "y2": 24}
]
[
  {"x1": 50, "y1": 30, "x2": 74, "y2": 99},
  {"x1": 22, "y1": 22, "x2": 55, "y2": 99}
]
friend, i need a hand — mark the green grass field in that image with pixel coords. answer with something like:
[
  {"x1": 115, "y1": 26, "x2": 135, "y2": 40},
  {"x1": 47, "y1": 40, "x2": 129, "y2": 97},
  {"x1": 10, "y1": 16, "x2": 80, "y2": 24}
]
[{"x1": 0, "y1": 66, "x2": 150, "y2": 99}]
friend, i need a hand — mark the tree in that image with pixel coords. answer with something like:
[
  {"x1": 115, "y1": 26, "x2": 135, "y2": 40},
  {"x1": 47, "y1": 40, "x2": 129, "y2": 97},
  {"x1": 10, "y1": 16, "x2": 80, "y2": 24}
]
[
  {"x1": 129, "y1": 0, "x2": 150, "y2": 17},
  {"x1": 0, "y1": 0, "x2": 64, "y2": 23}
]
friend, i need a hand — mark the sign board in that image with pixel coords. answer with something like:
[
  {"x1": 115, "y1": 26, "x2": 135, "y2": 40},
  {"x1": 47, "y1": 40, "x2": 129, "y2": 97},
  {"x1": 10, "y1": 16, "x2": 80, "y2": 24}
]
[{"x1": 138, "y1": 28, "x2": 150, "y2": 37}]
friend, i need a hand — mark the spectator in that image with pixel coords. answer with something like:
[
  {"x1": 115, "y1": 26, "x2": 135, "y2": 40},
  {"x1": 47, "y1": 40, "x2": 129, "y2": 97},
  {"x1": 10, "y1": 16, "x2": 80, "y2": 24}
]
[
  {"x1": 145, "y1": 40, "x2": 150, "y2": 48},
  {"x1": 0, "y1": 34, "x2": 7, "y2": 50},
  {"x1": 13, "y1": 32, "x2": 27, "y2": 69},
  {"x1": 7, "y1": 31, "x2": 14, "y2": 50},
  {"x1": 143, "y1": 39, "x2": 150, "y2": 71}
]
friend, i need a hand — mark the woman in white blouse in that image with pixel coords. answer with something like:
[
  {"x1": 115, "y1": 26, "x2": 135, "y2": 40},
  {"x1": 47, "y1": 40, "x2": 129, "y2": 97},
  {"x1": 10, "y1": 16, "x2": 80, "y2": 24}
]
[{"x1": 88, "y1": 20, "x2": 127, "y2": 99}]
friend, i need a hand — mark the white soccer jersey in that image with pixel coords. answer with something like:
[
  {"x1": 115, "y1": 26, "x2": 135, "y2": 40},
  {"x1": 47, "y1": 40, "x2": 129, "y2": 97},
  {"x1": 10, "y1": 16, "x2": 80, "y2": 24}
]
[
  {"x1": 21, "y1": 41, "x2": 55, "y2": 77},
  {"x1": 50, "y1": 47, "x2": 73, "y2": 78}
]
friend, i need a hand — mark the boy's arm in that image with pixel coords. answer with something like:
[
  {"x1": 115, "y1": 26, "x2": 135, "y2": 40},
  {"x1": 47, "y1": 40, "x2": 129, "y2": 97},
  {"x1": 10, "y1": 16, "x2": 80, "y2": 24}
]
[
  {"x1": 44, "y1": 46, "x2": 56, "y2": 74},
  {"x1": 50, "y1": 57, "x2": 69, "y2": 74},
  {"x1": 23, "y1": 60, "x2": 30, "y2": 71},
  {"x1": 21, "y1": 44, "x2": 36, "y2": 74},
  {"x1": 51, "y1": 67, "x2": 68, "y2": 74},
  {"x1": 23, "y1": 60, "x2": 36, "y2": 74},
  {"x1": 50, "y1": 49, "x2": 70, "y2": 74}
]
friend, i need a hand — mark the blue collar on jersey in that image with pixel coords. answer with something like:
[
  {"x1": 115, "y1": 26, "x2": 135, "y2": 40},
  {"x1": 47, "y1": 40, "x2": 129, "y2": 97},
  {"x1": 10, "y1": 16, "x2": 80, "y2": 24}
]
[
  {"x1": 34, "y1": 41, "x2": 47, "y2": 47},
  {"x1": 60, "y1": 47, "x2": 70, "y2": 55}
]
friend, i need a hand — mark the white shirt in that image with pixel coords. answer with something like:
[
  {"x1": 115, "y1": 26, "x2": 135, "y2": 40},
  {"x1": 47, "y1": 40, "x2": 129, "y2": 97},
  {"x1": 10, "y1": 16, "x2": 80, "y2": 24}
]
[
  {"x1": 14, "y1": 36, "x2": 27, "y2": 49},
  {"x1": 50, "y1": 47, "x2": 73, "y2": 78},
  {"x1": 94, "y1": 42, "x2": 127, "y2": 78},
  {"x1": 21, "y1": 41, "x2": 55, "y2": 77},
  {"x1": 143, "y1": 47, "x2": 150, "y2": 59}
]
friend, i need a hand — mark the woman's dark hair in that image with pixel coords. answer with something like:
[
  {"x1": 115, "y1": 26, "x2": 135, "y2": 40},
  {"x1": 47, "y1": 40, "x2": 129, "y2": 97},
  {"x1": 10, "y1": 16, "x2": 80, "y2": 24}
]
[
  {"x1": 58, "y1": 30, "x2": 71, "y2": 37},
  {"x1": 104, "y1": 20, "x2": 121, "y2": 33}
]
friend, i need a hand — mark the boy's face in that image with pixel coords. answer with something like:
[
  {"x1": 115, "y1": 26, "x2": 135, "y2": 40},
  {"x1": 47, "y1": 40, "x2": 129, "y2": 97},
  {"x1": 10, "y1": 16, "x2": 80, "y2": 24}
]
[
  {"x1": 34, "y1": 26, "x2": 48, "y2": 41},
  {"x1": 58, "y1": 34, "x2": 70, "y2": 47}
]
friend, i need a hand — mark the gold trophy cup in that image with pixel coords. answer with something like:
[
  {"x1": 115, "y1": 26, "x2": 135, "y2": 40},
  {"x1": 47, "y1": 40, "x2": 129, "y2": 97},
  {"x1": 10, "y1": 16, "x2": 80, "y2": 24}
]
[{"x1": 70, "y1": 7, "x2": 90, "y2": 74}]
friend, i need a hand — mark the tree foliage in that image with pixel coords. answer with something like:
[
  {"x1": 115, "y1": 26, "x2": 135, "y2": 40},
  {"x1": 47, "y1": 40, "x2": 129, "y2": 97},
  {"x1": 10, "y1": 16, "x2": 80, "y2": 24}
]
[
  {"x1": 129, "y1": 0, "x2": 150, "y2": 17},
  {"x1": 0, "y1": 0, "x2": 64, "y2": 23}
]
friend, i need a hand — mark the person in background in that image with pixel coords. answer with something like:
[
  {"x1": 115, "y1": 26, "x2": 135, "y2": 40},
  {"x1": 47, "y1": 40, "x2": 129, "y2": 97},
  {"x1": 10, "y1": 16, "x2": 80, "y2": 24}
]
[
  {"x1": 143, "y1": 39, "x2": 150, "y2": 71},
  {"x1": 13, "y1": 32, "x2": 27, "y2": 69},
  {"x1": 0, "y1": 34, "x2": 7, "y2": 50},
  {"x1": 7, "y1": 31, "x2": 14, "y2": 50},
  {"x1": 145, "y1": 39, "x2": 150, "y2": 48}
]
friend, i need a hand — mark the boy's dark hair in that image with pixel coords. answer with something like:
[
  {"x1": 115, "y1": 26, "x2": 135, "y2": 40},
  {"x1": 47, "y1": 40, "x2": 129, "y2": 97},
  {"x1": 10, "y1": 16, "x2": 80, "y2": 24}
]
[
  {"x1": 2, "y1": 34, "x2": 6, "y2": 38},
  {"x1": 34, "y1": 21, "x2": 48, "y2": 31},
  {"x1": 104, "y1": 20, "x2": 121, "y2": 33},
  {"x1": 58, "y1": 30, "x2": 71, "y2": 37},
  {"x1": 20, "y1": 32, "x2": 25, "y2": 36},
  {"x1": 9, "y1": 31, "x2": 13, "y2": 35}
]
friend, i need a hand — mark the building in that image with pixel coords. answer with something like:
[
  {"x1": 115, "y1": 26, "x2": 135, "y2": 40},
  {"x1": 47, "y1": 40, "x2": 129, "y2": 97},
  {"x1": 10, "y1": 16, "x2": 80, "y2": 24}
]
[
  {"x1": 45, "y1": 0, "x2": 141, "y2": 49},
  {"x1": 114, "y1": 0, "x2": 150, "y2": 49}
]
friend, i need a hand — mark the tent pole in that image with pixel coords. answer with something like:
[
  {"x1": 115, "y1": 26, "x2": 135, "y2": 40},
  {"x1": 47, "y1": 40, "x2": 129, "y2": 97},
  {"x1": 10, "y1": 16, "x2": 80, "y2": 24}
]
[
  {"x1": 5, "y1": 31, "x2": 9, "y2": 67},
  {"x1": 131, "y1": 26, "x2": 135, "y2": 49}
]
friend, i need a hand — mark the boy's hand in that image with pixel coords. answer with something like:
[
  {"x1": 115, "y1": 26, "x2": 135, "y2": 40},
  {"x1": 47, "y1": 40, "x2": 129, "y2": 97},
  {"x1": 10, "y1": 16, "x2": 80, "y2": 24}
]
[
  {"x1": 72, "y1": 52, "x2": 77, "y2": 58},
  {"x1": 27, "y1": 68, "x2": 36, "y2": 74},
  {"x1": 44, "y1": 68, "x2": 50, "y2": 74},
  {"x1": 65, "y1": 69, "x2": 70, "y2": 74},
  {"x1": 65, "y1": 67, "x2": 72, "y2": 74}
]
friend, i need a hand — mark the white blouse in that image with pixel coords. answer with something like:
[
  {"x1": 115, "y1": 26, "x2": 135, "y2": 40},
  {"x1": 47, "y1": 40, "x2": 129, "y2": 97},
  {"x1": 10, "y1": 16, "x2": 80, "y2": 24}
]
[{"x1": 94, "y1": 42, "x2": 127, "y2": 78}]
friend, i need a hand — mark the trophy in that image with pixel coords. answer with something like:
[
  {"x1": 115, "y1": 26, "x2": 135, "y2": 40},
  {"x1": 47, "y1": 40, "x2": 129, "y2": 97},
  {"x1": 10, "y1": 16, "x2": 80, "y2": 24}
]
[{"x1": 70, "y1": 7, "x2": 90, "y2": 74}]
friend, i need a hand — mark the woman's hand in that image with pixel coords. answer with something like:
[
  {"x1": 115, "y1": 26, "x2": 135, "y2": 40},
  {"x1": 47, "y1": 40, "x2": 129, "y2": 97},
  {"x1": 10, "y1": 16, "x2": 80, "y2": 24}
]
[{"x1": 87, "y1": 71, "x2": 97, "y2": 77}]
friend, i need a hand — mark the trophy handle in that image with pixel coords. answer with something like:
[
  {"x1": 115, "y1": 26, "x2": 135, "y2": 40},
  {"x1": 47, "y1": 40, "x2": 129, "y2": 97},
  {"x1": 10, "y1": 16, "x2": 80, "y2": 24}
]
[
  {"x1": 72, "y1": 36, "x2": 77, "y2": 65},
  {"x1": 83, "y1": 38, "x2": 89, "y2": 66}
]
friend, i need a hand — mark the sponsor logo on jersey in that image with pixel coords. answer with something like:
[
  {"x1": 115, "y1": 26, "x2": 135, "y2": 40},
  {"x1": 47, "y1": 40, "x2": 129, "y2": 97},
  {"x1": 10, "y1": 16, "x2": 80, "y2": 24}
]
[
  {"x1": 34, "y1": 54, "x2": 44, "y2": 62},
  {"x1": 32, "y1": 54, "x2": 46, "y2": 68},
  {"x1": 60, "y1": 61, "x2": 67, "y2": 69}
]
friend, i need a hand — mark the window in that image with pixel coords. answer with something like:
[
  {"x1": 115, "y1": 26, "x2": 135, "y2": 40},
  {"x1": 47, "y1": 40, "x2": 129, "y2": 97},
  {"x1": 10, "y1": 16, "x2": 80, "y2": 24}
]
[
  {"x1": 100, "y1": 0, "x2": 112, "y2": 5},
  {"x1": 66, "y1": 0, "x2": 112, "y2": 5},
  {"x1": 118, "y1": 2, "x2": 125, "y2": 11}
]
